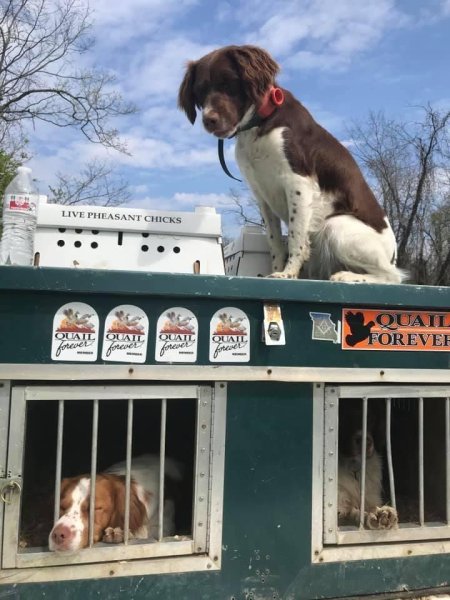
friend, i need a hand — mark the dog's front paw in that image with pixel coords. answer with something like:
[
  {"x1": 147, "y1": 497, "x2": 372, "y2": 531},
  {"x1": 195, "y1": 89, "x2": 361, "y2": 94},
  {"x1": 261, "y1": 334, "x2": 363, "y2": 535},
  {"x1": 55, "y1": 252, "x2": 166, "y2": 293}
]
[
  {"x1": 366, "y1": 506, "x2": 398, "y2": 530},
  {"x1": 267, "y1": 271, "x2": 296, "y2": 279},
  {"x1": 330, "y1": 271, "x2": 369, "y2": 283},
  {"x1": 102, "y1": 526, "x2": 124, "y2": 543}
]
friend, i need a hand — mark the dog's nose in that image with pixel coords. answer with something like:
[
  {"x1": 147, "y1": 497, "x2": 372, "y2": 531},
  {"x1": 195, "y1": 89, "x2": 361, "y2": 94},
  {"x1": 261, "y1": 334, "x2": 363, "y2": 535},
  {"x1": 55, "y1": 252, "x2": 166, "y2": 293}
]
[
  {"x1": 203, "y1": 112, "x2": 219, "y2": 131},
  {"x1": 51, "y1": 523, "x2": 72, "y2": 545}
]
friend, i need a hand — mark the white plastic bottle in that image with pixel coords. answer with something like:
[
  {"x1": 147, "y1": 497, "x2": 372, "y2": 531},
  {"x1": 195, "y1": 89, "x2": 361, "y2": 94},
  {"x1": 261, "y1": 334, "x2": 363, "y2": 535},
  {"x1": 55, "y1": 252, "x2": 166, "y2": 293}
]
[{"x1": 0, "y1": 166, "x2": 38, "y2": 265}]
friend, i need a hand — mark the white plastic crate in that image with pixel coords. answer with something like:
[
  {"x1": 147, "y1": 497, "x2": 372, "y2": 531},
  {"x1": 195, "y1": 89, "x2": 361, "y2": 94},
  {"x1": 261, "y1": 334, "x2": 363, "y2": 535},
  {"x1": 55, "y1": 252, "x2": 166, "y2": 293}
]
[
  {"x1": 34, "y1": 202, "x2": 225, "y2": 275},
  {"x1": 224, "y1": 226, "x2": 272, "y2": 277}
]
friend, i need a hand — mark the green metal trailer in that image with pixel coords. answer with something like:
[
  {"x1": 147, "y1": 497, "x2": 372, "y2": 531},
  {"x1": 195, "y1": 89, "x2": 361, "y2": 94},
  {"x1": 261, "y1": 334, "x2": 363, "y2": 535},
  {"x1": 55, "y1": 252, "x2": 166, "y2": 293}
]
[{"x1": 0, "y1": 265, "x2": 449, "y2": 599}]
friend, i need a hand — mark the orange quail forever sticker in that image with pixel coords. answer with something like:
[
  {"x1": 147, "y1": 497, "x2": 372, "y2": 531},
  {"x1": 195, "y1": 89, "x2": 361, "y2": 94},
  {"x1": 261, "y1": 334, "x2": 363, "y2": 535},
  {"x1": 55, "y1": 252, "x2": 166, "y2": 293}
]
[{"x1": 341, "y1": 309, "x2": 450, "y2": 351}]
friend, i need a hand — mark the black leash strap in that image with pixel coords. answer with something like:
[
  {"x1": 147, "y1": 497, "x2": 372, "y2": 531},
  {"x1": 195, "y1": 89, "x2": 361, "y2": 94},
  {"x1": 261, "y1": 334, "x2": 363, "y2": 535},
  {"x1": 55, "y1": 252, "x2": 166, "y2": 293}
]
[
  {"x1": 217, "y1": 114, "x2": 264, "y2": 182},
  {"x1": 218, "y1": 138, "x2": 242, "y2": 182}
]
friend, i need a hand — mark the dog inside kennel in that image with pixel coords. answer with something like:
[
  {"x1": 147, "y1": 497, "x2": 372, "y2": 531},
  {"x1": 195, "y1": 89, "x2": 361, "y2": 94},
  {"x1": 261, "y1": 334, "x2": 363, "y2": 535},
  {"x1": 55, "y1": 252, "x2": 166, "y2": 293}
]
[
  {"x1": 338, "y1": 394, "x2": 449, "y2": 534},
  {"x1": 17, "y1": 386, "x2": 197, "y2": 554}
]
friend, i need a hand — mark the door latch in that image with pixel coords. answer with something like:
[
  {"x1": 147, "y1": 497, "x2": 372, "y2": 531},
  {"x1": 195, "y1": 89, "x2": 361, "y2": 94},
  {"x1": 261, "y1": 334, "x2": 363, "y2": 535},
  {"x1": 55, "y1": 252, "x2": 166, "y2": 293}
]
[
  {"x1": 263, "y1": 303, "x2": 286, "y2": 345},
  {"x1": 0, "y1": 478, "x2": 22, "y2": 504}
]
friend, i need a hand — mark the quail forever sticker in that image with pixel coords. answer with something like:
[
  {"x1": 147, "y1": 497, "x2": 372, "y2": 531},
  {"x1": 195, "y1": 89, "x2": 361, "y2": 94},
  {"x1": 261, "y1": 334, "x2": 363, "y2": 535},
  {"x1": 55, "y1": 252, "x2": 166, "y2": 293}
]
[
  {"x1": 51, "y1": 302, "x2": 99, "y2": 361},
  {"x1": 101, "y1": 305, "x2": 148, "y2": 362},
  {"x1": 155, "y1": 307, "x2": 198, "y2": 362},
  {"x1": 209, "y1": 307, "x2": 250, "y2": 362}
]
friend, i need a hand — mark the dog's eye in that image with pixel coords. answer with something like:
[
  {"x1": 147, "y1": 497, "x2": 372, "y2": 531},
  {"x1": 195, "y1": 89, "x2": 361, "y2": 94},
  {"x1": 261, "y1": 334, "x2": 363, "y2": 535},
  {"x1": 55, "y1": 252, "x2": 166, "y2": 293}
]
[
  {"x1": 226, "y1": 80, "x2": 240, "y2": 96},
  {"x1": 216, "y1": 80, "x2": 239, "y2": 96}
]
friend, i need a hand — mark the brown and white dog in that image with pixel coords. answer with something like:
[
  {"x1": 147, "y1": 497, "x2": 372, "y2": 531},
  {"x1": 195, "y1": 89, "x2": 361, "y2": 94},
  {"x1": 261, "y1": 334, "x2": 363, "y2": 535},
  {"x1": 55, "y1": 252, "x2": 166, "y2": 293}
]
[
  {"x1": 178, "y1": 45, "x2": 404, "y2": 283},
  {"x1": 49, "y1": 455, "x2": 181, "y2": 553}
]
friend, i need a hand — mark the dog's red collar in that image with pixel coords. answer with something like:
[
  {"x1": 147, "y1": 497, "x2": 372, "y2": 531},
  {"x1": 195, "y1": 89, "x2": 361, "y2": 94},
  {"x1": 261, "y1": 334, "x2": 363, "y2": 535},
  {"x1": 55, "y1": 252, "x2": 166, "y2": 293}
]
[
  {"x1": 256, "y1": 86, "x2": 285, "y2": 119},
  {"x1": 218, "y1": 86, "x2": 285, "y2": 182}
]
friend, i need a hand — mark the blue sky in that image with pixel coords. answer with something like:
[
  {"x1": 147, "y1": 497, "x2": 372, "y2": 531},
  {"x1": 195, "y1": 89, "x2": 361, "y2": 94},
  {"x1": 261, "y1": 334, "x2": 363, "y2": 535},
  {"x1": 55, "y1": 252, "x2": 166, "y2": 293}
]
[{"x1": 29, "y1": 0, "x2": 450, "y2": 239}]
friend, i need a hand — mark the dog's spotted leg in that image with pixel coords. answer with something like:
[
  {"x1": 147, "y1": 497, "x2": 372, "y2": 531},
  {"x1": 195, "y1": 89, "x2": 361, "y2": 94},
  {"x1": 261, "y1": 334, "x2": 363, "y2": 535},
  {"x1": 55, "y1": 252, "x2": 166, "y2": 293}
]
[
  {"x1": 269, "y1": 180, "x2": 314, "y2": 279},
  {"x1": 259, "y1": 202, "x2": 287, "y2": 273}
]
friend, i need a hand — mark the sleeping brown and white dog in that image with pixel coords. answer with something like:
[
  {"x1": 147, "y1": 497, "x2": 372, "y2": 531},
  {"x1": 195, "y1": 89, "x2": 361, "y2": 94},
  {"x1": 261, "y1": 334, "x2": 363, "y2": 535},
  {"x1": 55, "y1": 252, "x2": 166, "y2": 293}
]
[
  {"x1": 49, "y1": 455, "x2": 181, "y2": 552},
  {"x1": 338, "y1": 429, "x2": 398, "y2": 529},
  {"x1": 178, "y1": 45, "x2": 404, "y2": 283}
]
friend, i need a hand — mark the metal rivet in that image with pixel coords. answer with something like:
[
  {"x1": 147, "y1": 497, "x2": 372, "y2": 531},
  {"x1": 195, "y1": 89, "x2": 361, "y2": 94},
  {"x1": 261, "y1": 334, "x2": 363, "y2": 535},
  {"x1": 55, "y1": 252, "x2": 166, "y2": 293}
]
[
  {"x1": 200, "y1": 472, "x2": 205, "y2": 477},
  {"x1": 328, "y1": 503, "x2": 333, "y2": 507},
  {"x1": 201, "y1": 423, "x2": 207, "y2": 430},
  {"x1": 199, "y1": 496, "x2": 204, "y2": 502},
  {"x1": 198, "y1": 522, "x2": 203, "y2": 527}
]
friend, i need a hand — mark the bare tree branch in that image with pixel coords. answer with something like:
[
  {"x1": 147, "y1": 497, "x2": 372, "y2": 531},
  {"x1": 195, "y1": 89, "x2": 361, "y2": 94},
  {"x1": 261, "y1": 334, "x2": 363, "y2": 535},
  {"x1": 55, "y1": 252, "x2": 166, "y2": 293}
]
[
  {"x1": 0, "y1": 0, "x2": 136, "y2": 152},
  {"x1": 47, "y1": 159, "x2": 130, "y2": 206},
  {"x1": 348, "y1": 105, "x2": 450, "y2": 285}
]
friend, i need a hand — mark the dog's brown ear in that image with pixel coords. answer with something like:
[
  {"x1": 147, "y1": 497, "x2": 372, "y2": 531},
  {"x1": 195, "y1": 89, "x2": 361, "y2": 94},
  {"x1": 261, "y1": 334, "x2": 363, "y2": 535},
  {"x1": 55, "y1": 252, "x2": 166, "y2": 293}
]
[
  {"x1": 229, "y1": 45, "x2": 280, "y2": 104},
  {"x1": 178, "y1": 61, "x2": 198, "y2": 124}
]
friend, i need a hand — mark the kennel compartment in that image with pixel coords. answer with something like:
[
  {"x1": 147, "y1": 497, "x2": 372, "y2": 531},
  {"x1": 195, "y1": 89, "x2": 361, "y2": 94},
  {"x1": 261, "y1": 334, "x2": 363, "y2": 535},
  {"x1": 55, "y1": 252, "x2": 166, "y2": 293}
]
[
  {"x1": 0, "y1": 266, "x2": 450, "y2": 599},
  {"x1": 322, "y1": 385, "x2": 450, "y2": 548}
]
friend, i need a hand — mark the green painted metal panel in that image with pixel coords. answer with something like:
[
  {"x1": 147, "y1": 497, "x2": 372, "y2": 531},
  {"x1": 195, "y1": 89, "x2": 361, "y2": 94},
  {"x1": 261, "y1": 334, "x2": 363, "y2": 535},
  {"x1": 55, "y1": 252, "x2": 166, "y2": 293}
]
[
  {"x1": 0, "y1": 267, "x2": 448, "y2": 369},
  {"x1": 0, "y1": 267, "x2": 449, "y2": 599}
]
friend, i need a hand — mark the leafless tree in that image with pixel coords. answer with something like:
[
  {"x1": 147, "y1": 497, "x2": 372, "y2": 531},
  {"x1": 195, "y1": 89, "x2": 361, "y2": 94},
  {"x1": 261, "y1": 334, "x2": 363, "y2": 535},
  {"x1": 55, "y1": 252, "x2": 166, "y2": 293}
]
[
  {"x1": 348, "y1": 105, "x2": 450, "y2": 285},
  {"x1": 223, "y1": 188, "x2": 264, "y2": 228},
  {"x1": 0, "y1": 0, "x2": 136, "y2": 152},
  {"x1": 47, "y1": 159, "x2": 130, "y2": 206}
]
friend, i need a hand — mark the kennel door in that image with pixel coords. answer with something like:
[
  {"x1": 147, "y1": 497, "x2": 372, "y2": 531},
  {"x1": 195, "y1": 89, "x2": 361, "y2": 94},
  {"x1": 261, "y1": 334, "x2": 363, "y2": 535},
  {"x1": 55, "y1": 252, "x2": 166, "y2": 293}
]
[{"x1": 2, "y1": 384, "x2": 220, "y2": 571}]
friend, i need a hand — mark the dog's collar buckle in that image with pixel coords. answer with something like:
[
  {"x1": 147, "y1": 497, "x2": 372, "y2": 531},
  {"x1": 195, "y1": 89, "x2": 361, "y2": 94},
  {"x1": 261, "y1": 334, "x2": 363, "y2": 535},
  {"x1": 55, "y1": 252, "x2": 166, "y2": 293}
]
[{"x1": 257, "y1": 86, "x2": 284, "y2": 119}]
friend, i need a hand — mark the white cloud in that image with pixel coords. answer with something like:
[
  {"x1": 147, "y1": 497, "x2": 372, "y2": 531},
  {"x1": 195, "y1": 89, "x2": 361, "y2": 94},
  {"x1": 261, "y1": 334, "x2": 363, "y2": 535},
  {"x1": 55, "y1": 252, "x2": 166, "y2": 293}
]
[
  {"x1": 223, "y1": 0, "x2": 410, "y2": 72},
  {"x1": 172, "y1": 192, "x2": 233, "y2": 208},
  {"x1": 90, "y1": 0, "x2": 198, "y2": 47},
  {"x1": 123, "y1": 37, "x2": 215, "y2": 102},
  {"x1": 128, "y1": 191, "x2": 233, "y2": 213},
  {"x1": 442, "y1": 0, "x2": 450, "y2": 15}
]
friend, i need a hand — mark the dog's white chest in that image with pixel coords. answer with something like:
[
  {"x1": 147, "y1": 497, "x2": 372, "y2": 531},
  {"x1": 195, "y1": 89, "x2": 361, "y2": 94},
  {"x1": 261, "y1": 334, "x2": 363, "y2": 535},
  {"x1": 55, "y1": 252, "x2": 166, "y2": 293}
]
[{"x1": 235, "y1": 127, "x2": 293, "y2": 222}]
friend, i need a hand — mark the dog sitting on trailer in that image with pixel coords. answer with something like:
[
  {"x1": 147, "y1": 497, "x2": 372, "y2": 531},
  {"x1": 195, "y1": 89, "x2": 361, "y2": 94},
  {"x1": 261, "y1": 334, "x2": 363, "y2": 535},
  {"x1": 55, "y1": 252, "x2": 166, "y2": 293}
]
[
  {"x1": 178, "y1": 45, "x2": 404, "y2": 283},
  {"x1": 49, "y1": 454, "x2": 182, "y2": 553},
  {"x1": 338, "y1": 429, "x2": 398, "y2": 529}
]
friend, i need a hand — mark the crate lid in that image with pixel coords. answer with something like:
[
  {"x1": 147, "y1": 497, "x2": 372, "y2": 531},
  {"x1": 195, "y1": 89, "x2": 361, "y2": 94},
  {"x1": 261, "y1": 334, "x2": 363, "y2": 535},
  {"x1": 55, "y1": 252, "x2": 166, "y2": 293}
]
[{"x1": 37, "y1": 202, "x2": 222, "y2": 237}]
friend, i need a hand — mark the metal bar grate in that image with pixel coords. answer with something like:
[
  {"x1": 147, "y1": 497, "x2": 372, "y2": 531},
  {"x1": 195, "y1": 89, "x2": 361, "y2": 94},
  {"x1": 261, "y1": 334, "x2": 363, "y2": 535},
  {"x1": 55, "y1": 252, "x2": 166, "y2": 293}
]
[
  {"x1": 88, "y1": 399, "x2": 99, "y2": 547},
  {"x1": 446, "y1": 397, "x2": 450, "y2": 525},
  {"x1": 4, "y1": 384, "x2": 225, "y2": 574},
  {"x1": 323, "y1": 385, "x2": 450, "y2": 550},
  {"x1": 123, "y1": 398, "x2": 134, "y2": 545},
  {"x1": 359, "y1": 397, "x2": 368, "y2": 529},
  {"x1": 158, "y1": 399, "x2": 167, "y2": 541},
  {"x1": 53, "y1": 399, "x2": 64, "y2": 525},
  {"x1": 418, "y1": 397, "x2": 424, "y2": 526},
  {"x1": 385, "y1": 398, "x2": 396, "y2": 510}
]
